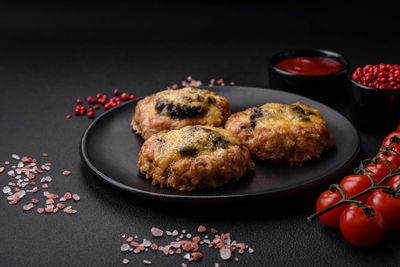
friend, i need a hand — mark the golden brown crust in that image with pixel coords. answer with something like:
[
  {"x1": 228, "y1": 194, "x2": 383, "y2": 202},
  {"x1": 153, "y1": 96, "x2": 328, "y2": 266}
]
[
  {"x1": 131, "y1": 87, "x2": 231, "y2": 139},
  {"x1": 224, "y1": 102, "x2": 334, "y2": 164},
  {"x1": 137, "y1": 126, "x2": 254, "y2": 191}
]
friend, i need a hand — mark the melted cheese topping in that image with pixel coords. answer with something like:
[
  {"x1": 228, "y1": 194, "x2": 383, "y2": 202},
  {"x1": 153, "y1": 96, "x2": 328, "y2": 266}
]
[
  {"x1": 155, "y1": 125, "x2": 240, "y2": 169},
  {"x1": 155, "y1": 87, "x2": 213, "y2": 105},
  {"x1": 154, "y1": 87, "x2": 222, "y2": 119},
  {"x1": 255, "y1": 102, "x2": 327, "y2": 128}
]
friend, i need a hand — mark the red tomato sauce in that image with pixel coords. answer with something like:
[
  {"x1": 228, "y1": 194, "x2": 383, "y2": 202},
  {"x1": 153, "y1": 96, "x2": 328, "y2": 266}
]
[{"x1": 275, "y1": 56, "x2": 343, "y2": 75}]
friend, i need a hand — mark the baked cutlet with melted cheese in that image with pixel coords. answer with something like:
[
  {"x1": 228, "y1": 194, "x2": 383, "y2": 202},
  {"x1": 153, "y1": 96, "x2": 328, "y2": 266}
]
[
  {"x1": 137, "y1": 125, "x2": 254, "y2": 191},
  {"x1": 224, "y1": 102, "x2": 334, "y2": 165},
  {"x1": 131, "y1": 87, "x2": 231, "y2": 139}
]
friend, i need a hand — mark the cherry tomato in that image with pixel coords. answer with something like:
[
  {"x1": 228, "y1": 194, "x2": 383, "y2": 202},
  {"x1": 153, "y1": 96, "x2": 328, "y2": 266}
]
[
  {"x1": 367, "y1": 189, "x2": 400, "y2": 232},
  {"x1": 316, "y1": 189, "x2": 347, "y2": 228},
  {"x1": 339, "y1": 174, "x2": 376, "y2": 202},
  {"x1": 364, "y1": 159, "x2": 391, "y2": 183},
  {"x1": 372, "y1": 151, "x2": 400, "y2": 185},
  {"x1": 378, "y1": 148, "x2": 400, "y2": 171},
  {"x1": 389, "y1": 175, "x2": 400, "y2": 191},
  {"x1": 381, "y1": 131, "x2": 400, "y2": 148},
  {"x1": 339, "y1": 205, "x2": 385, "y2": 247}
]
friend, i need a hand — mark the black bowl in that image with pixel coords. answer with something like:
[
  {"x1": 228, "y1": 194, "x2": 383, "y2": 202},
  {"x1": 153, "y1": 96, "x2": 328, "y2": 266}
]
[
  {"x1": 268, "y1": 49, "x2": 350, "y2": 105},
  {"x1": 349, "y1": 77, "x2": 400, "y2": 134}
]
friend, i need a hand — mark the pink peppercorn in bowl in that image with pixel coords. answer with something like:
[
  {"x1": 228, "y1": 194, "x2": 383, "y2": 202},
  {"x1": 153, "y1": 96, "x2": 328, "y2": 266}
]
[{"x1": 349, "y1": 63, "x2": 400, "y2": 133}]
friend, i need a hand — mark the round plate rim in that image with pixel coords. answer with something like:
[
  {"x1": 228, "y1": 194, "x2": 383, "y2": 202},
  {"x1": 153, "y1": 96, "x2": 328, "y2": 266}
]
[{"x1": 80, "y1": 86, "x2": 360, "y2": 203}]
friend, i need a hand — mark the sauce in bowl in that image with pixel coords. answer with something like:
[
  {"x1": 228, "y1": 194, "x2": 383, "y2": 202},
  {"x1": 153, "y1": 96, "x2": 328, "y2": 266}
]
[{"x1": 275, "y1": 56, "x2": 344, "y2": 76}]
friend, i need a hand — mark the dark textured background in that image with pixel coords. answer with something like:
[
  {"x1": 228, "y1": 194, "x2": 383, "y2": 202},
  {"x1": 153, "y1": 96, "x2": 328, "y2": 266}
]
[{"x1": 0, "y1": 1, "x2": 399, "y2": 266}]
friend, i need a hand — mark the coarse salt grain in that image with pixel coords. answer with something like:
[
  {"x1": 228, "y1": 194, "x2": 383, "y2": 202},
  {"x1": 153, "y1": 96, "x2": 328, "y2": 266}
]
[
  {"x1": 45, "y1": 206, "x2": 54, "y2": 213},
  {"x1": 220, "y1": 247, "x2": 231, "y2": 260},
  {"x1": 122, "y1": 258, "x2": 129, "y2": 265},
  {"x1": 0, "y1": 167, "x2": 4, "y2": 173},
  {"x1": 121, "y1": 243, "x2": 130, "y2": 252},
  {"x1": 143, "y1": 260, "x2": 152, "y2": 265},
  {"x1": 23, "y1": 203, "x2": 34, "y2": 211},
  {"x1": 2, "y1": 186, "x2": 11, "y2": 194},
  {"x1": 62, "y1": 170, "x2": 71, "y2": 176},
  {"x1": 197, "y1": 225, "x2": 207, "y2": 233},
  {"x1": 192, "y1": 252, "x2": 203, "y2": 261},
  {"x1": 11, "y1": 154, "x2": 20, "y2": 160},
  {"x1": 142, "y1": 239, "x2": 152, "y2": 247},
  {"x1": 151, "y1": 227, "x2": 163, "y2": 237},
  {"x1": 72, "y1": 193, "x2": 80, "y2": 201},
  {"x1": 63, "y1": 205, "x2": 72, "y2": 212},
  {"x1": 18, "y1": 190, "x2": 26, "y2": 198}
]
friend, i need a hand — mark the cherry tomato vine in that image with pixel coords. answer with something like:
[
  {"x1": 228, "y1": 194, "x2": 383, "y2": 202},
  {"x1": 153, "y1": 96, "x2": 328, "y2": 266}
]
[{"x1": 308, "y1": 128, "x2": 400, "y2": 246}]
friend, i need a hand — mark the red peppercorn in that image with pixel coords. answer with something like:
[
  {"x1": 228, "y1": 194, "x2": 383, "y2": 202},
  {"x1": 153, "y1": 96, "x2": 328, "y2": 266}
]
[
  {"x1": 129, "y1": 94, "x2": 136, "y2": 100},
  {"x1": 352, "y1": 63, "x2": 400, "y2": 89},
  {"x1": 79, "y1": 109, "x2": 86, "y2": 115},
  {"x1": 76, "y1": 98, "x2": 83, "y2": 104},
  {"x1": 96, "y1": 93, "x2": 102, "y2": 99},
  {"x1": 113, "y1": 89, "x2": 120, "y2": 95},
  {"x1": 111, "y1": 102, "x2": 117, "y2": 107},
  {"x1": 87, "y1": 96, "x2": 96, "y2": 104},
  {"x1": 121, "y1": 93, "x2": 129, "y2": 101},
  {"x1": 88, "y1": 111, "x2": 94, "y2": 118},
  {"x1": 104, "y1": 103, "x2": 111, "y2": 110},
  {"x1": 66, "y1": 114, "x2": 72, "y2": 119}
]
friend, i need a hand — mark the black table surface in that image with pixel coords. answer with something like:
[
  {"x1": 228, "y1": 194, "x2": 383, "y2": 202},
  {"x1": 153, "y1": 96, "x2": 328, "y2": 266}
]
[{"x1": 1, "y1": 2, "x2": 399, "y2": 267}]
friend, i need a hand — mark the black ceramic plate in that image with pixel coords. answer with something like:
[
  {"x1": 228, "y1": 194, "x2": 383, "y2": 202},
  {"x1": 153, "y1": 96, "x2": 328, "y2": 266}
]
[{"x1": 80, "y1": 86, "x2": 360, "y2": 203}]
